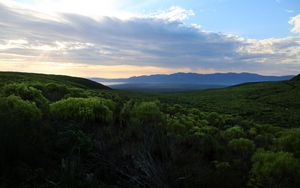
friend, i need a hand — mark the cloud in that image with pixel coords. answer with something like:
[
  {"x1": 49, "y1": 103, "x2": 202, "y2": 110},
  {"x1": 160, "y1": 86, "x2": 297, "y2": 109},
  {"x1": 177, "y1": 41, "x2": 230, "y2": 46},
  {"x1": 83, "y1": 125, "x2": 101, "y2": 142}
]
[
  {"x1": 151, "y1": 6, "x2": 195, "y2": 22},
  {"x1": 0, "y1": 2, "x2": 299, "y2": 77},
  {"x1": 0, "y1": 61, "x2": 218, "y2": 78},
  {"x1": 1, "y1": 0, "x2": 137, "y2": 19},
  {"x1": 289, "y1": 14, "x2": 300, "y2": 34}
]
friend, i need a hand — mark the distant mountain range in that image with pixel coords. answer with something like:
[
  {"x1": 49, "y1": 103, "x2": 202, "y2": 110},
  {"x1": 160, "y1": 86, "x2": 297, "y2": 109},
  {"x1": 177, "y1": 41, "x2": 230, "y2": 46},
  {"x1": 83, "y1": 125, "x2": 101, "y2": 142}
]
[{"x1": 90, "y1": 72, "x2": 294, "y2": 92}]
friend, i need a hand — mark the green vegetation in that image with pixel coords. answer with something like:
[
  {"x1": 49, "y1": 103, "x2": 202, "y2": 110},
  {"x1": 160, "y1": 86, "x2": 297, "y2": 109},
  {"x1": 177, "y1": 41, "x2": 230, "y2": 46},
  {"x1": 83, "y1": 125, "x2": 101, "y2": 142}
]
[
  {"x1": 0, "y1": 72, "x2": 110, "y2": 90},
  {"x1": 0, "y1": 72, "x2": 299, "y2": 188},
  {"x1": 134, "y1": 77, "x2": 300, "y2": 127}
]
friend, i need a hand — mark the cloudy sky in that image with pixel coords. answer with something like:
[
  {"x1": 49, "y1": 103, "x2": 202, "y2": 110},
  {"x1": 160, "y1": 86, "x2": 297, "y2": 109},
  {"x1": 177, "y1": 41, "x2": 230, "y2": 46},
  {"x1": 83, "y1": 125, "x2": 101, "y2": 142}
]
[{"x1": 0, "y1": 0, "x2": 300, "y2": 78}]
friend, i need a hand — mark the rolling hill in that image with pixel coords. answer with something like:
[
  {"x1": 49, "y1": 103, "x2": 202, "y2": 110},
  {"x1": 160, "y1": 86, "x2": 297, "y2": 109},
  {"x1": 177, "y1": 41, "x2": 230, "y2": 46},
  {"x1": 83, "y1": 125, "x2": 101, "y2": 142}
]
[
  {"x1": 0, "y1": 71, "x2": 299, "y2": 187},
  {"x1": 292, "y1": 74, "x2": 300, "y2": 81},
  {"x1": 151, "y1": 74, "x2": 300, "y2": 127},
  {"x1": 0, "y1": 72, "x2": 111, "y2": 90}
]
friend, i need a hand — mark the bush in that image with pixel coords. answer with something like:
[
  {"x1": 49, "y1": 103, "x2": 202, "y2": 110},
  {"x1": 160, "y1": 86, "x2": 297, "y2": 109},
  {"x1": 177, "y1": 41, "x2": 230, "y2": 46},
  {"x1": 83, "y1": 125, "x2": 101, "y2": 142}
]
[
  {"x1": 277, "y1": 128, "x2": 300, "y2": 157},
  {"x1": 224, "y1": 126, "x2": 245, "y2": 140},
  {"x1": 228, "y1": 138, "x2": 255, "y2": 159},
  {"x1": 0, "y1": 95, "x2": 41, "y2": 124},
  {"x1": 2, "y1": 83, "x2": 49, "y2": 112},
  {"x1": 121, "y1": 101, "x2": 163, "y2": 140},
  {"x1": 207, "y1": 112, "x2": 225, "y2": 128},
  {"x1": 249, "y1": 150, "x2": 300, "y2": 188},
  {"x1": 132, "y1": 101, "x2": 162, "y2": 125},
  {"x1": 0, "y1": 96, "x2": 42, "y2": 182},
  {"x1": 42, "y1": 83, "x2": 70, "y2": 102},
  {"x1": 50, "y1": 97, "x2": 115, "y2": 124}
]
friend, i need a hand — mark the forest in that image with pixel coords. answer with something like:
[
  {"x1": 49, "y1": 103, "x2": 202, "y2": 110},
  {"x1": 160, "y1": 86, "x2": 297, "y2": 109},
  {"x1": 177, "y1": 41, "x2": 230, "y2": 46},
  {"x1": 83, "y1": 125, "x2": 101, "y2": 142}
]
[{"x1": 0, "y1": 72, "x2": 300, "y2": 188}]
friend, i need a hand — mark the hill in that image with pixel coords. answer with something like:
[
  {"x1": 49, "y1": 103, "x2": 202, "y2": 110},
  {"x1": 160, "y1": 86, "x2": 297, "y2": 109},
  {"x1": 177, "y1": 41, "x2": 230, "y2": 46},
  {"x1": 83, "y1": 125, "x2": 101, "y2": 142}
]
[
  {"x1": 151, "y1": 74, "x2": 300, "y2": 127},
  {"x1": 0, "y1": 72, "x2": 110, "y2": 90},
  {"x1": 292, "y1": 74, "x2": 300, "y2": 81},
  {"x1": 0, "y1": 72, "x2": 300, "y2": 187}
]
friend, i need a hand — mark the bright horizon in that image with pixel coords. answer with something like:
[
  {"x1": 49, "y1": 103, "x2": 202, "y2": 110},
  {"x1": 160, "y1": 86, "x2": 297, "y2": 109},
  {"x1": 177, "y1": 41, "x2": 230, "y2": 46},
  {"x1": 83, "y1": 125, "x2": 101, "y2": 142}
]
[{"x1": 0, "y1": 0, "x2": 300, "y2": 78}]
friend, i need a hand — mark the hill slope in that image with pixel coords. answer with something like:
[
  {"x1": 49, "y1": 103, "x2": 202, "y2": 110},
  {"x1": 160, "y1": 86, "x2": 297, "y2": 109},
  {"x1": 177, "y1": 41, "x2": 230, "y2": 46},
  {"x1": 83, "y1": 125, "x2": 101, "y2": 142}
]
[
  {"x1": 149, "y1": 74, "x2": 300, "y2": 127},
  {"x1": 0, "y1": 72, "x2": 111, "y2": 90},
  {"x1": 0, "y1": 72, "x2": 299, "y2": 187},
  {"x1": 292, "y1": 74, "x2": 300, "y2": 81}
]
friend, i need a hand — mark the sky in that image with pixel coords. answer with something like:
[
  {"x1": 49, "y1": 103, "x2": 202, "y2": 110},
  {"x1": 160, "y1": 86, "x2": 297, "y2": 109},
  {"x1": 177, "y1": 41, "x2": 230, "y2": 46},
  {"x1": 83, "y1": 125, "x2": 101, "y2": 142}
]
[{"x1": 0, "y1": 0, "x2": 300, "y2": 78}]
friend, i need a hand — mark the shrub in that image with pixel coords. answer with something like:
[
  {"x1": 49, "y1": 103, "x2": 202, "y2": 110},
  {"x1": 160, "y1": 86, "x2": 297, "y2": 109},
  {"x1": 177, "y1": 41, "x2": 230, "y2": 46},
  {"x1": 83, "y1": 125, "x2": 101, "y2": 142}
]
[
  {"x1": 42, "y1": 83, "x2": 70, "y2": 102},
  {"x1": 0, "y1": 95, "x2": 41, "y2": 124},
  {"x1": 207, "y1": 112, "x2": 225, "y2": 128},
  {"x1": 2, "y1": 83, "x2": 49, "y2": 112},
  {"x1": 224, "y1": 126, "x2": 245, "y2": 140},
  {"x1": 228, "y1": 138, "x2": 255, "y2": 159},
  {"x1": 132, "y1": 101, "x2": 162, "y2": 125},
  {"x1": 50, "y1": 97, "x2": 114, "y2": 124},
  {"x1": 0, "y1": 96, "x2": 42, "y2": 179},
  {"x1": 249, "y1": 150, "x2": 300, "y2": 188},
  {"x1": 277, "y1": 128, "x2": 300, "y2": 157}
]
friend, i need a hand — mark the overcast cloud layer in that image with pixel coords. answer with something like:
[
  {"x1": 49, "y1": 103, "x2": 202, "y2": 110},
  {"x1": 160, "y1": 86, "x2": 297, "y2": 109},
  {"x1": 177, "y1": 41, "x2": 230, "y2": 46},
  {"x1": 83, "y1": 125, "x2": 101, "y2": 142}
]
[{"x1": 0, "y1": 2, "x2": 299, "y2": 77}]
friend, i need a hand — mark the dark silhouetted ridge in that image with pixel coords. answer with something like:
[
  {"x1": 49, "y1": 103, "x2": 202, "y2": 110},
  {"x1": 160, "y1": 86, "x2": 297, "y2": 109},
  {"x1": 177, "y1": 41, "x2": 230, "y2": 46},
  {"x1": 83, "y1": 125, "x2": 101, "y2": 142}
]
[
  {"x1": 92, "y1": 72, "x2": 294, "y2": 86},
  {"x1": 292, "y1": 74, "x2": 300, "y2": 81},
  {"x1": 0, "y1": 72, "x2": 111, "y2": 89}
]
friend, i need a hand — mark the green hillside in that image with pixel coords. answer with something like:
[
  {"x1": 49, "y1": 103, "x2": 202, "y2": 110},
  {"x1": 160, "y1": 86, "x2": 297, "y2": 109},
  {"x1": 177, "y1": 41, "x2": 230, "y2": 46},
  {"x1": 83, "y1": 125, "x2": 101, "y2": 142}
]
[
  {"x1": 292, "y1": 74, "x2": 300, "y2": 81},
  {"x1": 0, "y1": 72, "x2": 299, "y2": 188},
  {"x1": 0, "y1": 72, "x2": 110, "y2": 90},
  {"x1": 150, "y1": 75, "x2": 300, "y2": 127}
]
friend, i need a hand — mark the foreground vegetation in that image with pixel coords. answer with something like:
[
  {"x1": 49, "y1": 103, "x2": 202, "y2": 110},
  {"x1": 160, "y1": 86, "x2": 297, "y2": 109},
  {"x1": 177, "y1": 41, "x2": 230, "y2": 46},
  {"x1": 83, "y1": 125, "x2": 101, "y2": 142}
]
[{"x1": 0, "y1": 72, "x2": 300, "y2": 188}]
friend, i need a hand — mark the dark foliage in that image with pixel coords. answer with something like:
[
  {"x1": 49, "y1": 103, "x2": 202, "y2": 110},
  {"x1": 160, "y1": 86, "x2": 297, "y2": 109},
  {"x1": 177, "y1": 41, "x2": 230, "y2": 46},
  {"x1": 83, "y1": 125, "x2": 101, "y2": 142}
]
[{"x1": 0, "y1": 72, "x2": 299, "y2": 188}]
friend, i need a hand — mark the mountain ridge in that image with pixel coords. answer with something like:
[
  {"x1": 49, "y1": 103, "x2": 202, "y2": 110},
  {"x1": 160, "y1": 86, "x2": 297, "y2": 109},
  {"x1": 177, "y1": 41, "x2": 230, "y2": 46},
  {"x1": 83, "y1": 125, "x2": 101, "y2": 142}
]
[
  {"x1": 91, "y1": 72, "x2": 294, "y2": 86},
  {"x1": 292, "y1": 74, "x2": 300, "y2": 81}
]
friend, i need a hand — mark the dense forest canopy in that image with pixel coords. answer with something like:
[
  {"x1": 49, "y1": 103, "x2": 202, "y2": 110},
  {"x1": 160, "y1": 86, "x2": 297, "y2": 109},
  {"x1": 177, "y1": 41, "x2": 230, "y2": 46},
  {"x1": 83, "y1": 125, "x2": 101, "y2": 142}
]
[{"x1": 0, "y1": 72, "x2": 299, "y2": 188}]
